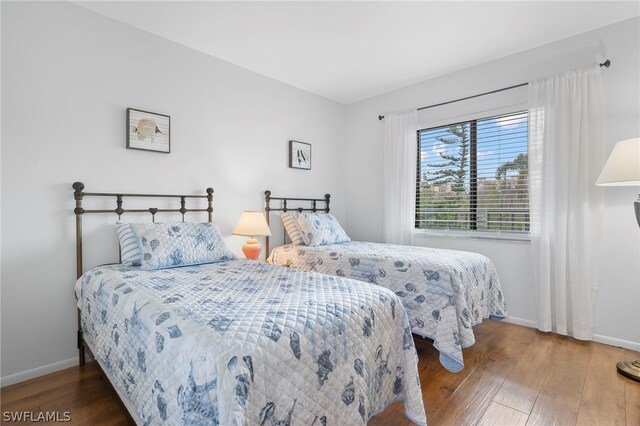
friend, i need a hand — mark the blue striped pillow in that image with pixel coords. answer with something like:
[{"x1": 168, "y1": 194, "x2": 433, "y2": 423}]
[
  {"x1": 116, "y1": 222, "x2": 142, "y2": 266},
  {"x1": 281, "y1": 212, "x2": 305, "y2": 245}
]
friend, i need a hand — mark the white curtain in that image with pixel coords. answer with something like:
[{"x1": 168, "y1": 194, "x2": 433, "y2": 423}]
[
  {"x1": 383, "y1": 110, "x2": 418, "y2": 245},
  {"x1": 528, "y1": 66, "x2": 604, "y2": 340}
]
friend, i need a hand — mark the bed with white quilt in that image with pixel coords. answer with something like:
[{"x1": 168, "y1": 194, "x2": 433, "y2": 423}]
[
  {"x1": 264, "y1": 192, "x2": 507, "y2": 373},
  {"x1": 72, "y1": 184, "x2": 427, "y2": 426}
]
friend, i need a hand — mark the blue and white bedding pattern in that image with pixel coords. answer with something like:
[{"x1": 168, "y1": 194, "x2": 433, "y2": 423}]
[
  {"x1": 76, "y1": 259, "x2": 427, "y2": 425},
  {"x1": 296, "y1": 213, "x2": 351, "y2": 246},
  {"x1": 267, "y1": 242, "x2": 507, "y2": 373}
]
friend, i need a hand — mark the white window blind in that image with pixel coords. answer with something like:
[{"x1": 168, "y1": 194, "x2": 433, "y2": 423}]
[{"x1": 416, "y1": 111, "x2": 529, "y2": 233}]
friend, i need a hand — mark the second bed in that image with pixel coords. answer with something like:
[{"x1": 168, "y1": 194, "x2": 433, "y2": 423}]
[{"x1": 265, "y1": 191, "x2": 507, "y2": 373}]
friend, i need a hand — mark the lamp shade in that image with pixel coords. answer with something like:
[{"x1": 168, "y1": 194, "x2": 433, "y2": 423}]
[
  {"x1": 596, "y1": 138, "x2": 640, "y2": 186},
  {"x1": 232, "y1": 211, "x2": 272, "y2": 237}
]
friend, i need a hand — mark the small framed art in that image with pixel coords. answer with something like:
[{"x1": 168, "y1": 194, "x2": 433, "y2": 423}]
[
  {"x1": 289, "y1": 140, "x2": 311, "y2": 170},
  {"x1": 126, "y1": 108, "x2": 171, "y2": 153}
]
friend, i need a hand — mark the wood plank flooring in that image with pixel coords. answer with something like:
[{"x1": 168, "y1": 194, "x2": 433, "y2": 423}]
[{"x1": 2, "y1": 321, "x2": 639, "y2": 425}]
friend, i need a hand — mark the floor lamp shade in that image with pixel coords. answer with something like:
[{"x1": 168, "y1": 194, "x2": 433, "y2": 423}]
[
  {"x1": 597, "y1": 138, "x2": 640, "y2": 187},
  {"x1": 597, "y1": 137, "x2": 640, "y2": 381},
  {"x1": 597, "y1": 137, "x2": 640, "y2": 227},
  {"x1": 232, "y1": 211, "x2": 271, "y2": 260}
]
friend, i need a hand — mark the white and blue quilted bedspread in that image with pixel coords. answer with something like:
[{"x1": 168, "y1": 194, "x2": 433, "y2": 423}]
[
  {"x1": 267, "y1": 242, "x2": 507, "y2": 373},
  {"x1": 75, "y1": 259, "x2": 427, "y2": 425}
]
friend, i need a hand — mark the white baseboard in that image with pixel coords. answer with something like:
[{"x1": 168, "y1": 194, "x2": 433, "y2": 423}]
[
  {"x1": 501, "y1": 316, "x2": 640, "y2": 352},
  {"x1": 593, "y1": 334, "x2": 640, "y2": 352},
  {"x1": 1, "y1": 357, "x2": 77, "y2": 388},
  {"x1": 502, "y1": 316, "x2": 537, "y2": 328}
]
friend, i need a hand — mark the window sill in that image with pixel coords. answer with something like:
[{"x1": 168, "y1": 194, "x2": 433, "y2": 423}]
[{"x1": 414, "y1": 229, "x2": 531, "y2": 243}]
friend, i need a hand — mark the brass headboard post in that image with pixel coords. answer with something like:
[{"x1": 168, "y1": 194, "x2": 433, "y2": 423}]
[
  {"x1": 207, "y1": 188, "x2": 214, "y2": 222},
  {"x1": 73, "y1": 182, "x2": 214, "y2": 368},
  {"x1": 263, "y1": 190, "x2": 331, "y2": 257},
  {"x1": 73, "y1": 182, "x2": 85, "y2": 280},
  {"x1": 73, "y1": 182, "x2": 86, "y2": 366},
  {"x1": 265, "y1": 190, "x2": 272, "y2": 256}
]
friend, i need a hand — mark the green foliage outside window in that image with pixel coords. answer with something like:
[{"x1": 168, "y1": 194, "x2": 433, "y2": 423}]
[{"x1": 416, "y1": 112, "x2": 529, "y2": 233}]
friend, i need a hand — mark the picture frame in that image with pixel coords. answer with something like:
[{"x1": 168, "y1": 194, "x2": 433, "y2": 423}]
[
  {"x1": 126, "y1": 108, "x2": 171, "y2": 153},
  {"x1": 289, "y1": 140, "x2": 311, "y2": 170}
]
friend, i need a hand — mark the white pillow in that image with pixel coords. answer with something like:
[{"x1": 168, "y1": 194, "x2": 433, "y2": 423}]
[
  {"x1": 281, "y1": 211, "x2": 306, "y2": 245},
  {"x1": 116, "y1": 221, "x2": 142, "y2": 266},
  {"x1": 295, "y1": 213, "x2": 351, "y2": 247}
]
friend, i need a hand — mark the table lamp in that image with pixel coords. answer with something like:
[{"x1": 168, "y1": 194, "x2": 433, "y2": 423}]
[
  {"x1": 596, "y1": 137, "x2": 640, "y2": 381},
  {"x1": 233, "y1": 211, "x2": 272, "y2": 260}
]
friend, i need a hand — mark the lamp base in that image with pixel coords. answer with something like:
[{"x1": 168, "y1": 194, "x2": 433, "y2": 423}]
[
  {"x1": 617, "y1": 359, "x2": 640, "y2": 382},
  {"x1": 242, "y1": 238, "x2": 262, "y2": 260},
  {"x1": 618, "y1": 195, "x2": 640, "y2": 381}
]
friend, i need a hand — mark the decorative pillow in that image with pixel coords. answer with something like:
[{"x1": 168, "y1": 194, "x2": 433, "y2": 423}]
[
  {"x1": 116, "y1": 221, "x2": 142, "y2": 266},
  {"x1": 295, "y1": 213, "x2": 351, "y2": 246},
  {"x1": 129, "y1": 222, "x2": 235, "y2": 270},
  {"x1": 280, "y1": 211, "x2": 306, "y2": 245}
]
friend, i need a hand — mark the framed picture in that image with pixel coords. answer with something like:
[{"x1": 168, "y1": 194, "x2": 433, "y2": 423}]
[
  {"x1": 289, "y1": 140, "x2": 311, "y2": 170},
  {"x1": 126, "y1": 108, "x2": 170, "y2": 153}
]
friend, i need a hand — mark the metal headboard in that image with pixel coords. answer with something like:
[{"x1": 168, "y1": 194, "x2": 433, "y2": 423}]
[
  {"x1": 264, "y1": 190, "x2": 330, "y2": 256},
  {"x1": 72, "y1": 181, "x2": 214, "y2": 366}
]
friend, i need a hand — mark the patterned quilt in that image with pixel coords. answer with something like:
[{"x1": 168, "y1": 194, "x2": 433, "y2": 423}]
[
  {"x1": 75, "y1": 260, "x2": 427, "y2": 425},
  {"x1": 267, "y1": 242, "x2": 507, "y2": 373}
]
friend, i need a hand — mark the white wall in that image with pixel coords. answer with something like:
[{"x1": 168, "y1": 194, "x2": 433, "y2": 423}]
[
  {"x1": 345, "y1": 17, "x2": 640, "y2": 347},
  {"x1": 0, "y1": 2, "x2": 346, "y2": 384}
]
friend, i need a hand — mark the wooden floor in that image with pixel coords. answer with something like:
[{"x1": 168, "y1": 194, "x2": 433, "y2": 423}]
[{"x1": 2, "y1": 321, "x2": 639, "y2": 425}]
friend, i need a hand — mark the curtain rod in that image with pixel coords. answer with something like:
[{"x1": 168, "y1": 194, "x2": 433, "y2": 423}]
[{"x1": 378, "y1": 59, "x2": 611, "y2": 120}]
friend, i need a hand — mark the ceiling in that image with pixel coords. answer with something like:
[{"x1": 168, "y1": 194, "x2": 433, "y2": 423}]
[{"x1": 77, "y1": 1, "x2": 640, "y2": 105}]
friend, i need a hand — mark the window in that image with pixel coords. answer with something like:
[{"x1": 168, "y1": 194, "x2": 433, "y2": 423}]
[{"x1": 416, "y1": 111, "x2": 529, "y2": 233}]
